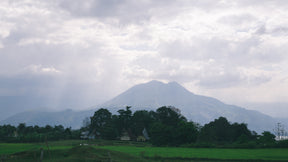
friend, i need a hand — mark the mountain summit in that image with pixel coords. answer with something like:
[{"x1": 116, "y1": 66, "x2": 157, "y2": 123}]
[
  {"x1": 101, "y1": 80, "x2": 195, "y2": 109},
  {"x1": 101, "y1": 80, "x2": 277, "y2": 132}
]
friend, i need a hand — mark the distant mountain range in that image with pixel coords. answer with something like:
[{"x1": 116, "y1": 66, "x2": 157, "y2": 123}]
[
  {"x1": 1, "y1": 80, "x2": 285, "y2": 132},
  {"x1": 0, "y1": 109, "x2": 94, "y2": 128},
  {"x1": 100, "y1": 80, "x2": 279, "y2": 132}
]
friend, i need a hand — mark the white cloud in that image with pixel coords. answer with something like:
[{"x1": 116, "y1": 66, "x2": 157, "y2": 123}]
[
  {"x1": 25, "y1": 65, "x2": 61, "y2": 74},
  {"x1": 0, "y1": 0, "x2": 288, "y2": 115}
]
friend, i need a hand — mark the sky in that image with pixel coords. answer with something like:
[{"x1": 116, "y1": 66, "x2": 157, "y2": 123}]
[{"x1": 0, "y1": 0, "x2": 288, "y2": 118}]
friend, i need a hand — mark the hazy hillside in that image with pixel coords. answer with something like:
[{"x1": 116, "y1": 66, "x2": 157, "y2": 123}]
[
  {"x1": 0, "y1": 109, "x2": 94, "y2": 129},
  {"x1": 101, "y1": 80, "x2": 278, "y2": 132},
  {"x1": 0, "y1": 96, "x2": 47, "y2": 121},
  {"x1": 1, "y1": 80, "x2": 284, "y2": 132}
]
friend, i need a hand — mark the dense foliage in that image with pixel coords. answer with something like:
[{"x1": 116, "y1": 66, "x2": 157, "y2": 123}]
[
  {"x1": 1, "y1": 106, "x2": 287, "y2": 148},
  {"x1": 84, "y1": 106, "x2": 285, "y2": 147},
  {"x1": 83, "y1": 106, "x2": 199, "y2": 146},
  {"x1": 0, "y1": 123, "x2": 80, "y2": 142},
  {"x1": 198, "y1": 117, "x2": 257, "y2": 144}
]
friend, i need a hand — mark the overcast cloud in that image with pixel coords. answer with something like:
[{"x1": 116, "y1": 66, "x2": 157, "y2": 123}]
[{"x1": 1, "y1": 0, "x2": 288, "y2": 117}]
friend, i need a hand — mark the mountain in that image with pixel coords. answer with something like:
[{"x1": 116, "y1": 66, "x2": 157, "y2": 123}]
[
  {"x1": 0, "y1": 96, "x2": 48, "y2": 121},
  {"x1": 0, "y1": 109, "x2": 94, "y2": 129},
  {"x1": 1, "y1": 80, "x2": 283, "y2": 132},
  {"x1": 100, "y1": 80, "x2": 279, "y2": 133}
]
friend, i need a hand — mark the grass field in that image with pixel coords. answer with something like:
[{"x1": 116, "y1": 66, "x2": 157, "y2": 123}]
[
  {"x1": 0, "y1": 141, "x2": 148, "y2": 162},
  {"x1": 1, "y1": 140, "x2": 288, "y2": 161},
  {"x1": 99, "y1": 145, "x2": 288, "y2": 161},
  {"x1": 0, "y1": 142, "x2": 73, "y2": 155}
]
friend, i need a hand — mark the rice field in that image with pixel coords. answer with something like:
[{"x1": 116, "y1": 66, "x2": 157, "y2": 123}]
[{"x1": 1, "y1": 140, "x2": 288, "y2": 161}]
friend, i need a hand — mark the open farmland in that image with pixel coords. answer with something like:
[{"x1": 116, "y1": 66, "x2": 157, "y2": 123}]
[
  {"x1": 100, "y1": 145, "x2": 288, "y2": 161},
  {"x1": 1, "y1": 141, "x2": 288, "y2": 161}
]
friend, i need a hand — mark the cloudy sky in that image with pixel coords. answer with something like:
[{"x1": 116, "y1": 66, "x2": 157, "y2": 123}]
[{"x1": 1, "y1": 0, "x2": 288, "y2": 118}]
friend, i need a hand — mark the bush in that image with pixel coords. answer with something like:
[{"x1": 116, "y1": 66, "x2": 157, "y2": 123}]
[{"x1": 275, "y1": 140, "x2": 288, "y2": 148}]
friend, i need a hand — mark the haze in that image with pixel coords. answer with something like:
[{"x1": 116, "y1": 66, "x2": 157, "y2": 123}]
[{"x1": 0, "y1": 0, "x2": 288, "y2": 120}]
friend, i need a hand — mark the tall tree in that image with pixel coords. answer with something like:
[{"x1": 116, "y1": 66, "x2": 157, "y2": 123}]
[
  {"x1": 258, "y1": 131, "x2": 276, "y2": 145},
  {"x1": 149, "y1": 106, "x2": 198, "y2": 146},
  {"x1": 117, "y1": 106, "x2": 132, "y2": 130},
  {"x1": 90, "y1": 108, "x2": 113, "y2": 138},
  {"x1": 198, "y1": 117, "x2": 254, "y2": 144},
  {"x1": 155, "y1": 106, "x2": 186, "y2": 126},
  {"x1": 131, "y1": 110, "x2": 154, "y2": 136}
]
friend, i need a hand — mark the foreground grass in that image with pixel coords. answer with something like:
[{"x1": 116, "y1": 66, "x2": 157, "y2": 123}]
[
  {"x1": 0, "y1": 143, "x2": 40, "y2": 155},
  {"x1": 1, "y1": 146, "x2": 147, "y2": 162},
  {"x1": 99, "y1": 145, "x2": 288, "y2": 161},
  {"x1": 1, "y1": 140, "x2": 288, "y2": 161},
  {"x1": 0, "y1": 142, "x2": 74, "y2": 155}
]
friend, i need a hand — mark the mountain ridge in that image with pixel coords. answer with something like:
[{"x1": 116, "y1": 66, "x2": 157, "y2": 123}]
[
  {"x1": 100, "y1": 80, "x2": 278, "y2": 132},
  {"x1": 0, "y1": 109, "x2": 94, "y2": 129},
  {"x1": 1, "y1": 80, "x2": 283, "y2": 132}
]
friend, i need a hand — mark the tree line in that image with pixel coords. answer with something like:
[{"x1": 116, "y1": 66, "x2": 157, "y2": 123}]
[
  {"x1": 0, "y1": 123, "x2": 80, "y2": 142},
  {"x1": 83, "y1": 106, "x2": 288, "y2": 147},
  {"x1": 1, "y1": 106, "x2": 287, "y2": 148}
]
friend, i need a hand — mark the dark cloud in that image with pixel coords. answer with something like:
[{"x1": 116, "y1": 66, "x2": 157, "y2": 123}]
[
  {"x1": 196, "y1": 71, "x2": 271, "y2": 89},
  {"x1": 159, "y1": 39, "x2": 230, "y2": 61},
  {"x1": 218, "y1": 14, "x2": 257, "y2": 26},
  {"x1": 59, "y1": 0, "x2": 123, "y2": 17},
  {"x1": 236, "y1": 0, "x2": 288, "y2": 7},
  {"x1": 57, "y1": 0, "x2": 231, "y2": 23},
  {"x1": 58, "y1": 0, "x2": 159, "y2": 23},
  {"x1": 196, "y1": 72, "x2": 243, "y2": 88}
]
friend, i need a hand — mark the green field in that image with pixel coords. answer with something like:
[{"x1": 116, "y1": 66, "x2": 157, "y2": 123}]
[
  {"x1": 100, "y1": 145, "x2": 288, "y2": 161},
  {"x1": 0, "y1": 141, "x2": 147, "y2": 162},
  {"x1": 0, "y1": 142, "x2": 73, "y2": 155},
  {"x1": 1, "y1": 140, "x2": 288, "y2": 161}
]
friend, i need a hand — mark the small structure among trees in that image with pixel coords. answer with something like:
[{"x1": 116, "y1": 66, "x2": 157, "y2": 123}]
[
  {"x1": 86, "y1": 106, "x2": 199, "y2": 146},
  {"x1": 1, "y1": 106, "x2": 287, "y2": 148},
  {"x1": 120, "y1": 129, "x2": 131, "y2": 141},
  {"x1": 79, "y1": 106, "x2": 288, "y2": 147}
]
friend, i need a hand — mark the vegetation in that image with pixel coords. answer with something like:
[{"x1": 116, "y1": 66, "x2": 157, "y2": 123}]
[
  {"x1": 198, "y1": 117, "x2": 257, "y2": 144},
  {"x1": 84, "y1": 106, "x2": 199, "y2": 146},
  {"x1": 0, "y1": 123, "x2": 80, "y2": 142},
  {"x1": 1, "y1": 106, "x2": 287, "y2": 148},
  {"x1": 84, "y1": 106, "x2": 285, "y2": 147},
  {"x1": 1, "y1": 106, "x2": 288, "y2": 161},
  {"x1": 0, "y1": 144, "x2": 148, "y2": 162},
  {"x1": 100, "y1": 145, "x2": 288, "y2": 161},
  {"x1": 1, "y1": 141, "x2": 288, "y2": 161}
]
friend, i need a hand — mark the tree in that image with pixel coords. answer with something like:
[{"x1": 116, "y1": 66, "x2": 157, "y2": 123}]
[
  {"x1": 258, "y1": 131, "x2": 275, "y2": 145},
  {"x1": 17, "y1": 123, "x2": 27, "y2": 135},
  {"x1": 0, "y1": 125, "x2": 16, "y2": 142},
  {"x1": 198, "y1": 117, "x2": 254, "y2": 144},
  {"x1": 155, "y1": 106, "x2": 186, "y2": 126},
  {"x1": 149, "y1": 122, "x2": 172, "y2": 146},
  {"x1": 45, "y1": 125, "x2": 53, "y2": 132},
  {"x1": 131, "y1": 110, "x2": 154, "y2": 136},
  {"x1": 198, "y1": 117, "x2": 231, "y2": 143},
  {"x1": 231, "y1": 123, "x2": 254, "y2": 143},
  {"x1": 173, "y1": 121, "x2": 199, "y2": 145},
  {"x1": 90, "y1": 108, "x2": 113, "y2": 138},
  {"x1": 149, "y1": 106, "x2": 198, "y2": 146},
  {"x1": 82, "y1": 117, "x2": 90, "y2": 131},
  {"x1": 117, "y1": 106, "x2": 132, "y2": 130}
]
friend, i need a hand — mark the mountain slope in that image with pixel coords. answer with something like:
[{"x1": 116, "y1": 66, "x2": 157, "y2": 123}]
[
  {"x1": 1, "y1": 80, "x2": 282, "y2": 132},
  {"x1": 0, "y1": 109, "x2": 94, "y2": 129},
  {"x1": 101, "y1": 80, "x2": 278, "y2": 132}
]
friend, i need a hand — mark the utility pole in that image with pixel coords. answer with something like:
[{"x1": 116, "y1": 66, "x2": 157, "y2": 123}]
[{"x1": 274, "y1": 123, "x2": 285, "y2": 140}]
